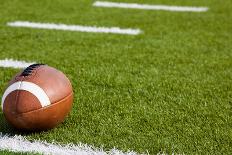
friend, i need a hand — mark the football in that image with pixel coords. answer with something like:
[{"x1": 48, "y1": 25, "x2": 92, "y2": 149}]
[{"x1": 1, "y1": 64, "x2": 73, "y2": 131}]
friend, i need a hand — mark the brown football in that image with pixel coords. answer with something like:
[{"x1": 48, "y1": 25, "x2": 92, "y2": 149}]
[{"x1": 1, "y1": 64, "x2": 73, "y2": 131}]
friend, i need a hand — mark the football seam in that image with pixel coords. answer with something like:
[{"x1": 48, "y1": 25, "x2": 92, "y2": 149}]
[{"x1": 13, "y1": 92, "x2": 73, "y2": 117}]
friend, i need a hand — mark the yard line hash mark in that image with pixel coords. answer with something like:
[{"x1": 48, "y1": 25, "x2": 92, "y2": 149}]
[
  {"x1": 0, "y1": 133, "x2": 139, "y2": 155},
  {"x1": 93, "y1": 1, "x2": 209, "y2": 12},
  {"x1": 7, "y1": 21, "x2": 141, "y2": 35},
  {"x1": 0, "y1": 59, "x2": 35, "y2": 69}
]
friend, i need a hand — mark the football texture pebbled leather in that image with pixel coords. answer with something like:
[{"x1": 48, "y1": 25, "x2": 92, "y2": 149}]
[{"x1": 1, "y1": 64, "x2": 73, "y2": 131}]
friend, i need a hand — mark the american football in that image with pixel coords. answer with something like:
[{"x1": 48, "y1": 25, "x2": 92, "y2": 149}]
[
  {"x1": 1, "y1": 64, "x2": 73, "y2": 131},
  {"x1": 0, "y1": 0, "x2": 231, "y2": 154}
]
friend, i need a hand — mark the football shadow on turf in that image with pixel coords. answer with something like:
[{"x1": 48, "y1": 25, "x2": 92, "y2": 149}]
[{"x1": 0, "y1": 112, "x2": 31, "y2": 136}]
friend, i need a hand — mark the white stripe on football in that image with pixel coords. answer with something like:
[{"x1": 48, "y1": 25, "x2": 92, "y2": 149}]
[{"x1": 1, "y1": 81, "x2": 51, "y2": 110}]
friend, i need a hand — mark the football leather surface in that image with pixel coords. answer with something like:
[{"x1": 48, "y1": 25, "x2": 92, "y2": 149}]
[{"x1": 1, "y1": 64, "x2": 73, "y2": 131}]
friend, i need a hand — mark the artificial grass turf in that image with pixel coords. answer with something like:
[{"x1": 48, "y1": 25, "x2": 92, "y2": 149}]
[
  {"x1": 0, "y1": 0, "x2": 232, "y2": 154},
  {"x1": 0, "y1": 150, "x2": 40, "y2": 155}
]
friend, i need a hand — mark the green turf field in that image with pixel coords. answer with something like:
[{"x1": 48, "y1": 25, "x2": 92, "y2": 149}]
[
  {"x1": 0, "y1": 0, "x2": 232, "y2": 154},
  {"x1": 0, "y1": 150, "x2": 39, "y2": 155}
]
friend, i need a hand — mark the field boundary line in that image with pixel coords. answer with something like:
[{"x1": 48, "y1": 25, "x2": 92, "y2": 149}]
[
  {"x1": 7, "y1": 21, "x2": 142, "y2": 35},
  {"x1": 0, "y1": 133, "x2": 139, "y2": 155},
  {"x1": 93, "y1": 1, "x2": 209, "y2": 12},
  {"x1": 0, "y1": 59, "x2": 35, "y2": 69}
]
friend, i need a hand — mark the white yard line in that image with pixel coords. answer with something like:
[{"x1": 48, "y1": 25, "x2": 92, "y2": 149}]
[
  {"x1": 7, "y1": 21, "x2": 141, "y2": 35},
  {"x1": 0, "y1": 59, "x2": 35, "y2": 69},
  {"x1": 93, "y1": 1, "x2": 209, "y2": 12},
  {"x1": 0, "y1": 133, "x2": 139, "y2": 155}
]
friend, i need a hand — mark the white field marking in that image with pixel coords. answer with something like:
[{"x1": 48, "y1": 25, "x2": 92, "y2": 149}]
[
  {"x1": 0, "y1": 133, "x2": 140, "y2": 155},
  {"x1": 93, "y1": 1, "x2": 209, "y2": 12},
  {"x1": 0, "y1": 59, "x2": 35, "y2": 69},
  {"x1": 7, "y1": 21, "x2": 141, "y2": 35},
  {"x1": 1, "y1": 81, "x2": 51, "y2": 110}
]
